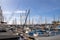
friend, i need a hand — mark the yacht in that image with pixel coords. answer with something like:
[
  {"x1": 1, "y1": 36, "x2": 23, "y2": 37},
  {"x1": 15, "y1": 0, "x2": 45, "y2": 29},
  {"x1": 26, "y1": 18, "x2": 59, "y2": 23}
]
[
  {"x1": 0, "y1": 27, "x2": 20, "y2": 40},
  {"x1": 0, "y1": 6, "x2": 20, "y2": 40},
  {"x1": 28, "y1": 25, "x2": 60, "y2": 40}
]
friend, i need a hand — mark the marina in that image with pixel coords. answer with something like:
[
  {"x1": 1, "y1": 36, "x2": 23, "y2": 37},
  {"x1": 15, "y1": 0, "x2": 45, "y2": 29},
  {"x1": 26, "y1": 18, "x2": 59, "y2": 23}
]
[
  {"x1": 0, "y1": 6, "x2": 60, "y2": 40},
  {"x1": 0, "y1": 0, "x2": 60, "y2": 40}
]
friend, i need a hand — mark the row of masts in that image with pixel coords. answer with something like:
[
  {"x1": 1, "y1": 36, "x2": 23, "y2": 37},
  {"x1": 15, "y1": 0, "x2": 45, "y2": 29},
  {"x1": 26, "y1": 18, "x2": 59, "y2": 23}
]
[
  {"x1": 0, "y1": 5, "x2": 60, "y2": 25},
  {"x1": 11, "y1": 10, "x2": 60, "y2": 25}
]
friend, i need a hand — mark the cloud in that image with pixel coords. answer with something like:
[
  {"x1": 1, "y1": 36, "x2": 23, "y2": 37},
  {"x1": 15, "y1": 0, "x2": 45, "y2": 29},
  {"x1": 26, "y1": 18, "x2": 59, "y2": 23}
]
[
  {"x1": 14, "y1": 10, "x2": 26, "y2": 13},
  {"x1": 2, "y1": 10, "x2": 27, "y2": 23},
  {"x1": 3, "y1": 10, "x2": 27, "y2": 15},
  {"x1": 3, "y1": 11, "x2": 12, "y2": 15}
]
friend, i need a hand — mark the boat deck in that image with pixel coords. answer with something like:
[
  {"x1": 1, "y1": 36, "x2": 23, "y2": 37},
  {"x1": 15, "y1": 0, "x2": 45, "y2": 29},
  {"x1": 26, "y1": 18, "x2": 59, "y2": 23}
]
[{"x1": 0, "y1": 32, "x2": 19, "y2": 39}]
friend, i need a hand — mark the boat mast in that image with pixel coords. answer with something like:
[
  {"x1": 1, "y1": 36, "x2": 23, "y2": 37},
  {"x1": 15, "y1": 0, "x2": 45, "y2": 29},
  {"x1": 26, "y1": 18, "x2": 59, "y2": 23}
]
[
  {"x1": 28, "y1": 13, "x2": 30, "y2": 25},
  {"x1": 45, "y1": 17, "x2": 47, "y2": 25},
  {"x1": 58, "y1": 16, "x2": 60, "y2": 22},
  {"x1": 23, "y1": 9, "x2": 30, "y2": 28},
  {"x1": 20, "y1": 13, "x2": 22, "y2": 25},
  {"x1": 7, "y1": 12, "x2": 14, "y2": 23},
  {"x1": 32, "y1": 18, "x2": 33, "y2": 25},
  {"x1": 39, "y1": 16, "x2": 42, "y2": 25},
  {"x1": 12, "y1": 18, "x2": 17, "y2": 25}
]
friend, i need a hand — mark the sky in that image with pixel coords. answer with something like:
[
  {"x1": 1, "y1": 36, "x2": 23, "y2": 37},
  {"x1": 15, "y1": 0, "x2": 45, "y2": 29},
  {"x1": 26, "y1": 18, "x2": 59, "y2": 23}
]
[{"x1": 0, "y1": 0, "x2": 60, "y2": 24}]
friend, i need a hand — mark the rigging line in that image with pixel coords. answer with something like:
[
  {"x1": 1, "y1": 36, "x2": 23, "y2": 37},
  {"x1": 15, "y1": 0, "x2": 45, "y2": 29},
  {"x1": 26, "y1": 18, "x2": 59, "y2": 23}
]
[
  {"x1": 24, "y1": 9, "x2": 30, "y2": 25},
  {"x1": 23, "y1": 9, "x2": 30, "y2": 28},
  {"x1": 7, "y1": 12, "x2": 14, "y2": 23}
]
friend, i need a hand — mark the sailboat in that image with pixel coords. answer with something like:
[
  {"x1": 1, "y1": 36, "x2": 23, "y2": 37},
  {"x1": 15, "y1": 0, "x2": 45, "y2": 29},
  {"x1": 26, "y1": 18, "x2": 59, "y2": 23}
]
[
  {"x1": 0, "y1": 6, "x2": 20, "y2": 40},
  {"x1": 27, "y1": 17, "x2": 60, "y2": 40}
]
